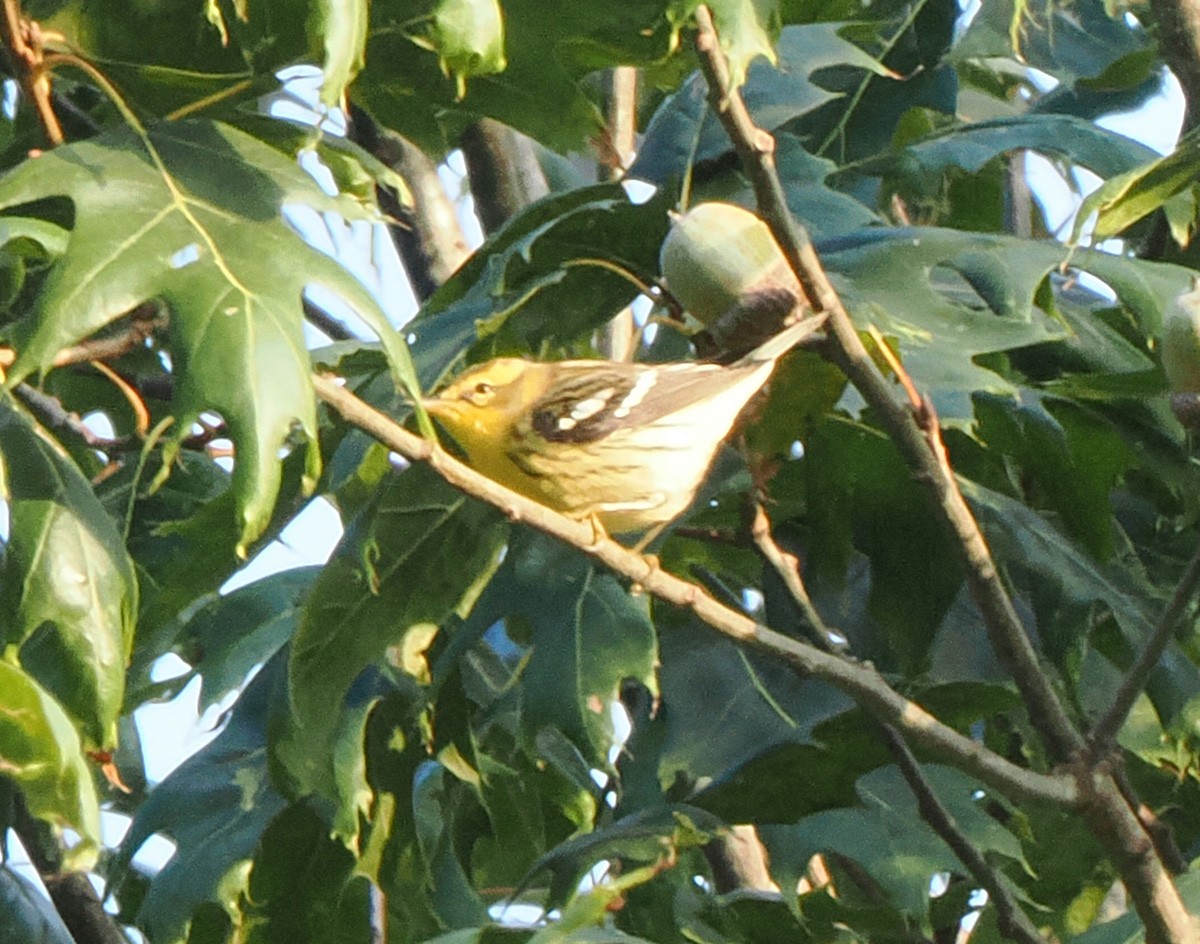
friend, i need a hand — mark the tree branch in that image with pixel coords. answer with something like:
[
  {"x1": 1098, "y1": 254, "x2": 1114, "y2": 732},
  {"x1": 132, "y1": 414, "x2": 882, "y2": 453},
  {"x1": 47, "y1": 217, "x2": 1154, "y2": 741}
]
[
  {"x1": 311, "y1": 371, "x2": 1078, "y2": 811},
  {"x1": 459, "y1": 118, "x2": 549, "y2": 234},
  {"x1": 12, "y1": 795, "x2": 128, "y2": 944},
  {"x1": 751, "y1": 504, "x2": 844, "y2": 653},
  {"x1": 690, "y1": 3, "x2": 1083, "y2": 765},
  {"x1": 689, "y1": 9, "x2": 1195, "y2": 941},
  {"x1": 755, "y1": 503, "x2": 1043, "y2": 941},
  {"x1": 1148, "y1": 0, "x2": 1200, "y2": 129},
  {"x1": 1091, "y1": 539, "x2": 1200, "y2": 750},
  {"x1": 0, "y1": 0, "x2": 62, "y2": 145},
  {"x1": 348, "y1": 106, "x2": 470, "y2": 299},
  {"x1": 879, "y1": 725, "x2": 1045, "y2": 944},
  {"x1": 597, "y1": 65, "x2": 639, "y2": 362},
  {"x1": 0, "y1": 303, "x2": 163, "y2": 371}
]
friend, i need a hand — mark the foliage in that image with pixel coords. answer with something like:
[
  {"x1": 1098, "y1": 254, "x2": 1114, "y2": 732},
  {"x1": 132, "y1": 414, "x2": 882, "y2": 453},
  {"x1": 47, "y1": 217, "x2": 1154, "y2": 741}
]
[{"x1": 0, "y1": 1, "x2": 1199, "y2": 943}]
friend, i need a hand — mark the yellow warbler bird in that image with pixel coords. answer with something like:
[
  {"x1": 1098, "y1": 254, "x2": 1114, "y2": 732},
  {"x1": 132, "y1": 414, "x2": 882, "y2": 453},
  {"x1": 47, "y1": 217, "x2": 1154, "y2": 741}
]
[{"x1": 424, "y1": 316, "x2": 823, "y2": 533}]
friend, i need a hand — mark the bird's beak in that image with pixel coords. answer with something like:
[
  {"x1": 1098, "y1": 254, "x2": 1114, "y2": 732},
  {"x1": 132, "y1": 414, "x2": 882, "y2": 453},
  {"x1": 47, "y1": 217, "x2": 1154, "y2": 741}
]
[{"x1": 421, "y1": 395, "x2": 452, "y2": 419}]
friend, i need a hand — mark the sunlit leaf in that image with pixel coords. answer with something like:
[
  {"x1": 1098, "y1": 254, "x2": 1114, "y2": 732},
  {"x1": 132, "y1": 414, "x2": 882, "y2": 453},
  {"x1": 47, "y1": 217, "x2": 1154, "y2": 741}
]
[
  {"x1": 1, "y1": 119, "x2": 416, "y2": 550},
  {"x1": 0, "y1": 662, "x2": 100, "y2": 870},
  {"x1": 0, "y1": 399, "x2": 136, "y2": 748}
]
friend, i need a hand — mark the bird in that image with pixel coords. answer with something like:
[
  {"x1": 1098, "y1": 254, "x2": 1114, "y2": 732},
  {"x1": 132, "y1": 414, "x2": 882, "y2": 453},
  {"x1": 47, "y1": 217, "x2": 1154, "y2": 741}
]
[{"x1": 423, "y1": 316, "x2": 823, "y2": 534}]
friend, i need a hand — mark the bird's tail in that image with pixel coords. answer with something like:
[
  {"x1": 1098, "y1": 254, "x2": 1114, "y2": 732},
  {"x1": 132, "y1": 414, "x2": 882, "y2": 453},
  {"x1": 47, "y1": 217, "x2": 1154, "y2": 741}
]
[{"x1": 741, "y1": 313, "x2": 828, "y2": 364}]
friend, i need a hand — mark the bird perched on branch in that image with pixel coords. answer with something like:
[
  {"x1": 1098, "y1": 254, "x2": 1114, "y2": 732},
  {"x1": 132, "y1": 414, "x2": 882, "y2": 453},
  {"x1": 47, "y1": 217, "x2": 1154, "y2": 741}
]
[{"x1": 423, "y1": 316, "x2": 824, "y2": 534}]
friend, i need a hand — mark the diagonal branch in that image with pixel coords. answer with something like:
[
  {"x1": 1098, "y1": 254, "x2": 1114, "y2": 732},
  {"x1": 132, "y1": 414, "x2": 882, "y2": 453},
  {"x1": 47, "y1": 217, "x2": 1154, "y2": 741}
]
[
  {"x1": 879, "y1": 725, "x2": 1045, "y2": 944},
  {"x1": 691, "y1": 2, "x2": 1082, "y2": 764},
  {"x1": 689, "y1": 8, "x2": 1194, "y2": 942},
  {"x1": 1090, "y1": 539, "x2": 1200, "y2": 750},
  {"x1": 755, "y1": 502, "x2": 1043, "y2": 943},
  {"x1": 311, "y1": 371, "x2": 1077, "y2": 811},
  {"x1": 11, "y1": 794, "x2": 128, "y2": 944}
]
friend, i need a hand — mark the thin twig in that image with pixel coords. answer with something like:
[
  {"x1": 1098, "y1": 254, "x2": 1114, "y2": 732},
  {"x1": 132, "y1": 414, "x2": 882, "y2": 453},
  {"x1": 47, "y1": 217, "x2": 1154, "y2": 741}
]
[
  {"x1": 311, "y1": 371, "x2": 1077, "y2": 810},
  {"x1": 0, "y1": 309, "x2": 163, "y2": 369},
  {"x1": 0, "y1": 0, "x2": 62, "y2": 144},
  {"x1": 878, "y1": 725, "x2": 1045, "y2": 944},
  {"x1": 1091, "y1": 539, "x2": 1200, "y2": 750},
  {"x1": 753, "y1": 501, "x2": 1043, "y2": 941},
  {"x1": 750, "y1": 504, "x2": 844, "y2": 653},
  {"x1": 1110, "y1": 763, "x2": 1189, "y2": 874},
  {"x1": 303, "y1": 297, "x2": 356, "y2": 342},
  {"x1": 13, "y1": 382, "x2": 112, "y2": 448}
]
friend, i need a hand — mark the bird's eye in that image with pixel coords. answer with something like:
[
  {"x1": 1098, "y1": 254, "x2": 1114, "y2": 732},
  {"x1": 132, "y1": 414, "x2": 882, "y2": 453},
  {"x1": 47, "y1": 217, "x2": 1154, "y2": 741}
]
[{"x1": 463, "y1": 380, "x2": 494, "y2": 404}]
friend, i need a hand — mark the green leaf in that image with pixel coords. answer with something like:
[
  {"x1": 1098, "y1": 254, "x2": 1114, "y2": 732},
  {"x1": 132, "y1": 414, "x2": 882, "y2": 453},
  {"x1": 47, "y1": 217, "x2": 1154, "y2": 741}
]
[
  {"x1": 178, "y1": 567, "x2": 318, "y2": 710},
  {"x1": 633, "y1": 24, "x2": 886, "y2": 184},
  {"x1": 803, "y1": 417, "x2": 963, "y2": 670},
  {"x1": 1073, "y1": 133, "x2": 1200, "y2": 246},
  {"x1": 0, "y1": 399, "x2": 137, "y2": 748},
  {"x1": 651, "y1": 603, "x2": 851, "y2": 792},
  {"x1": 460, "y1": 529, "x2": 658, "y2": 769},
  {"x1": 975, "y1": 394, "x2": 1134, "y2": 560},
  {"x1": 0, "y1": 662, "x2": 100, "y2": 870},
  {"x1": 962, "y1": 479, "x2": 1200, "y2": 717},
  {"x1": 288, "y1": 463, "x2": 507, "y2": 743},
  {"x1": 857, "y1": 114, "x2": 1157, "y2": 181},
  {"x1": 0, "y1": 119, "x2": 416, "y2": 550},
  {"x1": 819, "y1": 228, "x2": 1193, "y2": 423},
  {"x1": 239, "y1": 803, "x2": 372, "y2": 944},
  {"x1": 951, "y1": 0, "x2": 1150, "y2": 87},
  {"x1": 359, "y1": 0, "x2": 677, "y2": 153},
  {"x1": 762, "y1": 765, "x2": 1025, "y2": 927},
  {"x1": 413, "y1": 183, "x2": 672, "y2": 367},
  {"x1": 115, "y1": 450, "x2": 312, "y2": 691},
  {"x1": 412, "y1": 761, "x2": 491, "y2": 927},
  {"x1": 112, "y1": 653, "x2": 289, "y2": 944},
  {"x1": 670, "y1": 0, "x2": 781, "y2": 89},
  {"x1": 520, "y1": 806, "x2": 723, "y2": 910},
  {"x1": 1069, "y1": 865, "x2": 1200, "y2": 943},
  {"x1": 312, "y1": 0, "x2": 371, "y2": 106},
  {"x1": 772, "y1": 136, "x2": 882, "y2": 239},
  {"x1": 0, "y1": 866, "x2": 74, "y2": 944}
]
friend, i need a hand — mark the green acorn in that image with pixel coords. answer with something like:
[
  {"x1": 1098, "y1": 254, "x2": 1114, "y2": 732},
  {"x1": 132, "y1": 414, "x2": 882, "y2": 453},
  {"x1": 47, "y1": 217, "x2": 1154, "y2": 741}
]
[
  {"x1": 660, "y1": 202, "x2": 800, "y2": 327},
  {"x1": 1162, "y1": 279, "x2": 1200, "y2": 394}
]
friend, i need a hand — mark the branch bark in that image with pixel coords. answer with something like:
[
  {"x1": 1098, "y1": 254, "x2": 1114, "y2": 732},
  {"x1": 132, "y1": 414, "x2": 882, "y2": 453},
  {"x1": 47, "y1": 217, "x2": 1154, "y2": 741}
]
[
  {"x1": 756, "y1": 503, "x2": 1044, "y2": 939},
  {"x1": 1090, "y1": 539, "x2": 1200, "y2": 751},
  {"x1": 348, "y1": 106, "x2": 470, "y2": 299},
  {"x1": 1148, "y1": 0, "x2": 1200, "y2": 129},
  {"x1": 12, "y1": 796, "x2": 129, "y2": 944},
  {"x1": 691, "y1": 4, "x2": 1082, "y2": 763},
  {"x1": 878, "y1": 725, "x2": 1045, "y2": 944},
  {"x1": 0, "y1": 0, "x2": 62, "y2": 145},
  {"x1": 311, "y1": 371, "x2": 1077, "y2": 811},
  {"x1": 598, "y1": 65, "x2": 639, "y2": 362},
  {"x1": 459, "y1": 118, "x2": 548, "y2": 234}
]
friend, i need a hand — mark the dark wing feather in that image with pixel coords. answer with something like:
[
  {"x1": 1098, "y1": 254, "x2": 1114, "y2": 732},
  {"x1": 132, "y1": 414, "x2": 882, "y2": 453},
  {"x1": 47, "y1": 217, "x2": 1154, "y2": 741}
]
[{"x1": 526, "y1": 362, "x2": 750, "y2": 444}]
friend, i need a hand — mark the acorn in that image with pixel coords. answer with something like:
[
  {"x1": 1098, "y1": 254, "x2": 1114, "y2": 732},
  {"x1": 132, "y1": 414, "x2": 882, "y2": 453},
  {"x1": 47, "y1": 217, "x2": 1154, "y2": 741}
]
[
  {"x1": 660, "y1": 202, "x2": 803, "y2": 360},
  {"x1": 1162, "y1": 278, "x2": 1200, "y2": 394}
]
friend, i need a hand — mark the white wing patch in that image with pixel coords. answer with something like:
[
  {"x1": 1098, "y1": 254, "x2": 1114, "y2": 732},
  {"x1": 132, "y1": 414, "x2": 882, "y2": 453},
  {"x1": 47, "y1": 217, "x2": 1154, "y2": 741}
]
[
  {"x1": 613, "y1": 369, "x2": 658, "y2": 418},
  {"x1": 560, "y1": 387, "x2": 618, "y2": 430}
]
